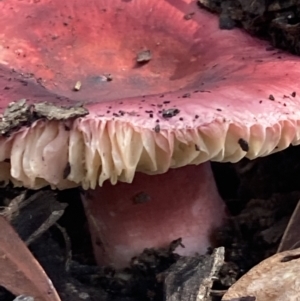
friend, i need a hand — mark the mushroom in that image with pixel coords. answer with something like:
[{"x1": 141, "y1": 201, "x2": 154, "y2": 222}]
[{"x1": 1, "y1": 0, "x2": 300, "y2": 268}]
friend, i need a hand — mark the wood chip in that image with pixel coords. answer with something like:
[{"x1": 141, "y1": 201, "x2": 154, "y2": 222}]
[{"x1": 73, "y1": 81, "x2": 82, "y2": 91}]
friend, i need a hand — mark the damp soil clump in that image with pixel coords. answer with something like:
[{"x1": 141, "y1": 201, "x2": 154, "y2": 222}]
[
  {"x1": 1, "y1": 145, "x2": 300, "y2": 300},
  {"x1": 199, "y1": 0, "x2": 300, "y2": 55}
]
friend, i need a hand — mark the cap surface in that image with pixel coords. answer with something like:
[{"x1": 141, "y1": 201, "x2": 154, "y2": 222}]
[{"x1": 1, "y1": 0, "x2": 300, "y2": 188}]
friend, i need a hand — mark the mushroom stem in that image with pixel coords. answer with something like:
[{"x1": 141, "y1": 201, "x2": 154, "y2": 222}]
[{"x1": 81, "y1": 163, "x2": 227, "y2": 268}]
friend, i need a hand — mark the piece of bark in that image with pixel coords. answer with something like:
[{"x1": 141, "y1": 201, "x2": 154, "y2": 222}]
[
  {"x1": 222, "y1": 247, "x2": 300, "y2": 301},
  {"x1": 0, "y1": 99, "x2": 88, "y2": 136},
  {"x1": 0, "y1": 215, "x2": 61, "y2": 301},
  {"x1": 164, "y1": 247, "x2": 224, "y2": 301},
  {"x1": 277, "y1": 199, "x2": 300, "y2": 252}
]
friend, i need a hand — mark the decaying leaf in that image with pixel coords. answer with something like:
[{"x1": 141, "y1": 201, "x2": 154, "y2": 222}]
[
  {"x1": 277, "y1": 199, "x2": 300, "y2": 252},
  {"x1": 222, "y1": 248, "x2": 300, "y2": 301},
  {"x1": 164, "y1": 247, "x2": 224, "y2": 301},
  {"x1": 1, "y1": 190, "x2": 68, "y2": 246},
  {"x1": 0, "y1": 99, "x2": 88, "y2": 135},
  {"x1": 0, "y1": 191, "x2": 27, "y2": 220},
  {"x1": 13, "y1": 295, "x2": 34, "y2": 301},
  {"x1": 0, "y1": 215, "x2": 61, "y2": 301}
]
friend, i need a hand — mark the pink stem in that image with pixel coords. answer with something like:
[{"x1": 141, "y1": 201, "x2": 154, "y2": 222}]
[{"x1": 82, "y1": 163, "x2": 227, "y2": 268}]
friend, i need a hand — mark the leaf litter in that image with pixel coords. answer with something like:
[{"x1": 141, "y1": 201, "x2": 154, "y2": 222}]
[
  {"x1": 0, "y1": 214, "x2": 61, "y2": 301},
  {"x1": 222, "y1": 248, "x2": 300, "y2": 301},
  {"x1": 0, "y1": 99, "x2": 88, "y2": 136}
]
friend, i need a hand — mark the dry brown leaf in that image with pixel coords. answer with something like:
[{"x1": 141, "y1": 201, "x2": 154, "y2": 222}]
[
  {"x1": 222, "y1": 248, "x2": 300, "y2": 301},
  {"x1": 0, "y1": 215, "x2": 61, "y2": 301}
]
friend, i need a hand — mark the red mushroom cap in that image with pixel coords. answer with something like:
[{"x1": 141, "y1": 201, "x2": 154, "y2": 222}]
[{"x1": 0, "y1": 0, "x2": 299, "y2": 188}]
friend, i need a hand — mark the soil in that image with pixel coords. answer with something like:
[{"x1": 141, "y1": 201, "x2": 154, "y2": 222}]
[{"x1": 199, "y1": 0, "x2": 300, "y2": 54}]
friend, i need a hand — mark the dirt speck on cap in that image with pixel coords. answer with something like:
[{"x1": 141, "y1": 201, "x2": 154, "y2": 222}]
[
  {"x1": 238, "y1": 139, "x2": 249, "y2": 152},
  {"x1": 183, "y1": 12, "x2": 195, "y2": 20},
  {"x1": 154, "y1": 124, "x2": 160, "y2": 133},
  {"x1": 136, "y1": 50, "x2": 152, "y2": 64},
  {"x1": 162, "y1": 108, "x2": 180, "y2": 118}
]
